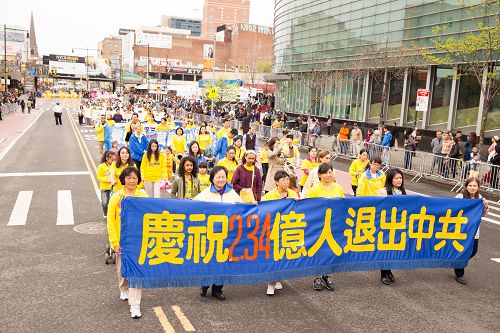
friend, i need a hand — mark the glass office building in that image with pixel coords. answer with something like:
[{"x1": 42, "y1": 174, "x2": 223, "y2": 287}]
[{"x1": 273, "y1": 0, "x2": 499, "y2": 134}]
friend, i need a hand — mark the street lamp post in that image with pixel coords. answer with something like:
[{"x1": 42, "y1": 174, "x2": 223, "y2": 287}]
[
  {"x1": 147, "y1": 43, "x2": 150, "y2": 96},
  {"x1": 210, "y1": 34, "x2": 217, "y2": 114}
]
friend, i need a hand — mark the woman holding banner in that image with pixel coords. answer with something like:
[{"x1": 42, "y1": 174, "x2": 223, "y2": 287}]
[
  {"x1": 262, "y1": 170, "x2": 299, "y2": 296},
  {"x1": 141, "y1": 139, "x2": 167, "y2": 198},
  {"x1": 107, "y1": 166, "x2": 148, "y2": 318},
  {"x1": 306, "y1": 163, "x2": 345, "y2": 291},
  {"x1": 453, "y1": 177, "x2": 489, "y2": 285},
  {"x1": 194, "y1": 166, "x2": 242, "y2": 300},
  {"x1": 377, "y1": 168, "x2": 407, "y2": 285}
]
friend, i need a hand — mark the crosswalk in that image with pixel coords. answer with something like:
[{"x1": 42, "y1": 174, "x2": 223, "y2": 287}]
[
  {"x1": 7, "y1": 190, "x2": 77, "y2": 226},
  {"x1": 484, "y1": 200, "x2": 500, "y2": 226}
]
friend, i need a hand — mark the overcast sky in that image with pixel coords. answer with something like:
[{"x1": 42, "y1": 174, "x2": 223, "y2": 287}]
[{"x1": 0, "y1": 0, "x2": 274, "y2": 57}]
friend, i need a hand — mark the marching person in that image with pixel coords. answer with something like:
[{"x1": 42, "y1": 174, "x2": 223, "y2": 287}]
[
  {"x1": 306, "y1": 162, "x2": 345, "y2": 291},
  {"x1": 356, "y1": 156, "x2": 386, "y2": 197},
  {"x1": 107, "y1": 166, "x2": 148, "y2": 318},
  {"x1": 377, "y1": 168, "x2": 407, "y2": 285},
  {"x1": 110, "y1": 147, "x2": 136, "y2": 193},
  {"x1": 140, "y1": 139, "x2": 167, "y2": 198},
  {"x1": 453, "y1": 177, "x2": 489, "y2": 285},
  {"x1": 95, "y1": 114, "x2": 108, "y2": 157},
  {"x1": 96, "y1": 151, "x2": 115, "y2": 219},
  {"x1": 263, "y1": 137, "x2": 294, "y2": 193},
  {"x1": 172, "y1": 127, "x2": 187, "y2": 157},
  {"x1": 301, "y1": 150, "x2": 333, "y2": 197},
  {"x1": 53, "y1": 101, "x2": 63, "y2": 125},
  {"x1": 232, "y1": 150, "x2": 263, "y2": 203},
  {"x1": 129, "y1": 125, "x2": 148, "y2": 170},
  {"x1": 194, "y1": 166, "x2": 242, "y2": 300},
  {"x1": 299, "y1": 146, "x2": 319, "y2": 190},
  {"x1": 217, "y1": 146, "x2": 239, "y2": 183},
  {"x1": 262, "y1": 170, "x2": 299, "y2": 295},
  {"x1": 171, "y1": 155, "x2": 200, "y2": 199},
  {"x1": 348, "y1": 149, "x2": 369, "y2": 196}
]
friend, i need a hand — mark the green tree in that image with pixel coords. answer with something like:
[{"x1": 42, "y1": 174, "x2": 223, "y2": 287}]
[
  {"x1": 423, "y1": 0, "x2": 500, "y2": 145},
  {"x1": 255, "y1": 60, "x2": 273, "y2": 73},
  {"x1": 203, "y1": 78, "x2": 240, "y2": 103}
]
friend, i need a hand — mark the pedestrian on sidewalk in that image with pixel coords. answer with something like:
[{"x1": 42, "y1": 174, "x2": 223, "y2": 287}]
[
  {"x1": 53, "y1": 102, "x2": 63, "y2": 125},
  {"x1": 338, "y1": 123, "x2": 350, "y2": 155},
  {"x1": 430, "y1": 131, "x2": 443, "y2": 174},
  {"x1": 326, "y1": 116, "x2": 332, "y2": 136},
  {"x1": 20, "y1": 99, "x2": 25, "y2": 113},
  {"x1": 350, "y1": 123, "x2": 363, "y2": 157},
  {"x1": 403, "y1": 129, "x2": 417, "y2": 170},
  {"x1": 26, "y1": 99, "x2": 32, "y2": 114}
]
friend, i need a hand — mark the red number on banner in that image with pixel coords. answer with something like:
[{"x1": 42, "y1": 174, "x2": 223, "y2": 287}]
[
  {"x1": 228, "y1": 215, "x2": 243, "y2": 261},
  {"x1": 244, "y1": 215, "x2": 260, "y2": 261},
  {"x1": 258, "y1": 213, "x2": 271, "y2": 259}
]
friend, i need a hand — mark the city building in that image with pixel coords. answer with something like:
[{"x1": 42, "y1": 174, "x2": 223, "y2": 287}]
[
  {"x1": 29, "y1": 12, "x2": 39, "y2": 59},
  {"x1": 202, "y1": 0, "x2": 250, "y2": 39},
  {"x1": 161, "y1": 16, "x2": 202, "y2": 37},
  {"x1": 272, "y1": 0, "x2": 500, "y2": 136},
  {"x1": 97, "y1": 36, "x2": 122, "y2": 72}
]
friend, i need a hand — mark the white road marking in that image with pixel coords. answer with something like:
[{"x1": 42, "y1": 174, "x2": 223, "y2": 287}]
[
  {"x1": 96, "y1": 189, "x2": 101, "y2": 202},
  {"x1": 486, "y1": 211, "x2": 500, "y2": 219},
  {"x1": 0, "y1": 171, "x2": 89, "y2": 177},
  {"x1": 153, "y1": 306, "x2": 175, "y2": 333},
  {"x1": 0, "y1": 108, "x2": 45, "y2": 162},
  {"x1": 171, "y1": 305, "x2": 195, "y2": 331},
  {"x1": 491, "y1": 258, "x2": 500, "y2": 264},
  {"x1": 0, "y1": 138, "x2": 6, "y2": 143},
  {"x1": 56, "y1": 190, "x2": 74, "y2": 225},
  {"x1": 481, "y1": 216, "x2": 500, "y2": 226},
  {"x1": 7, "y1": 191, "x2": 33, "y2": 226}
]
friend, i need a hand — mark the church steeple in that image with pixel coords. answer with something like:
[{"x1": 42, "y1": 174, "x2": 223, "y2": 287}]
[{"x1": 29, "y1": 11, "x2": 39, "y2": 59}]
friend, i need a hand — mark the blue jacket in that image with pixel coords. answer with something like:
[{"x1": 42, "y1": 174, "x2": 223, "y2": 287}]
[
  {"x1": 381, "y1": 132, "x2": 393, "y2": 147},
  {"x1": 214, "y1": 136, "x2": 228, "y2": 160},
  {"x1": 129, "y1": 134, "x2": 148, "y2": 161}
]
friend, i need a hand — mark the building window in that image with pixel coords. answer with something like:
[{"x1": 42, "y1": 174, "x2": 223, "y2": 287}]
[
  {"x1": 387, "y1": 77, "x2": 404, "y2": 121},
  {"x1": 429, "y1": 66, "x2": 453, "y2": 125},
  {"x1": 455, "y1": 72, "x2": 481, "y2": 128},
  {"x1": 369, "y1": 71, "x2": 384, "y2": 119},
  {"x1": 407, "y1": 69, "x2": 428, "y2": 124}
]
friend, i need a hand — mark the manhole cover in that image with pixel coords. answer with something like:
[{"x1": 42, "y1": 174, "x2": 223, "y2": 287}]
[{"x1": 73, "y1": 222, "x2": 107, "y2": 234}]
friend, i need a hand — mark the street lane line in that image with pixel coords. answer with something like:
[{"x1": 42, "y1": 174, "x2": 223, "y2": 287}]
[
  {"x1": 486, "y1": 211, "x2": 500, "y2": 219},
  {"x1": 67, "y1": 108, "x2": 99, "y2": 193},
  {"x1": 153, "y1": 306, "x2": 175, "y2": 333},
  {"x1": 56, "y1": 190, "x2": 74, "y2": 225},
  {"x1": 0, "y1": 138, "x2": 6, "y2": 143},
  {"x1": 7, "y1": 191, "x2": 33, "y2": 226},
  {"x1": 0, "y1": 107, "x2": 45, "y2": 162},
  {"x1": 491, "y1": 258, "x2": 500, "y2": 264},
  {"x1": 481, "y1": 216, "x2": 500, "y2": 226},
  {"x1": 171, "y1": 305, "x2": 195, "y2": 331},
  {"x1": 0, "y1": 171, "x2": 89, "y2": 177}
]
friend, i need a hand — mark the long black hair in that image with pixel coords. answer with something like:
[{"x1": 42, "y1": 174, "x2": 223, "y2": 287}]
[
  {"x1": 101, "y1": 150, "x2": 115, "y2": 164},
  {"x1": 384, "y1": 168, "x2": 407, "y2": 195},
  {"x1": 146, "y1": 139, "x2": 160, "y2": 162},
  {"x1": 116, "y1": 147, "x2": 133, "y2": 168},
  {"x1": 188, "y1": 140, "x2": 202, "y2": 158}
]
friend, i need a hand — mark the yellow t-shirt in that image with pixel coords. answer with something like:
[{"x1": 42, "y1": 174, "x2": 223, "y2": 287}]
[
  {"x1": 262, "y1": 188, "x2": 298, "y2": 201},
  {"x1": 356, "y1": 171, "x2": 386, "y2": 197},
  {"x1": 156, "y1": 124, "x2": 170, "y2": 131},
  {"x1": 198, "y1": 173, "x2": 210, "y2": 192},
  {"x1": 260, "y1": 149, "x2": 268, "y2": 164},
  {"x1": 235, "y1": 147, "x2": 246, "y2": 164},
  {"x1": 300, "y1": 159, "x2": 320, "y2": 187},
  {"x1": 172, "y1": 135, "x2": 186, "y2": 155},
  {"x1": 217, "y1": 127, "x2": 231, "y2": 139},
  {"x1": 349, "y1": 159, "x2": 369, "y2": 186},
  {"x1": 197, "y1": 134, "x2": 213, "y2": 151},
  {"x1": 217, "y1": 157, "x2": 238, "y2": 182},
  {"x1": 97, "y1": 162, "x2": 112, "y2": 191},
  {"x1": 306, "y1": 181, "x2": 345, "y2": 199}
]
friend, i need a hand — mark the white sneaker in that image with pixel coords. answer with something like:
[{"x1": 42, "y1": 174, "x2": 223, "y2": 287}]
[
  {"x1": 120, "y1": 291, "x2": 129, "y2": 301},
  {"x1": 266, "y1": 284, "x2": 275, "y2": 296},
  {"x1": 274, "y1": 281, "x2": 283, "y2": 290},
  {"x1": 130, "y1": 305, "x2": 141, "y2": 318}
]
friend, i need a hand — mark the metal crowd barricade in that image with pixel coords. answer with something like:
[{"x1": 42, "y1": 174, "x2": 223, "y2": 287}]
[
  {"x1": 380, "y1": 147, "x2": 425, "y2": 181},
  {"x1": 419, "y1": 154, "x2": 466, "y2": 191},
  {"x1": 478, "y1": 163, "x2": 500, "y2": 196}
]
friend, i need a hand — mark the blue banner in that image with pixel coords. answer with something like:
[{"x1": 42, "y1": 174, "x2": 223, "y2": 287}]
[
  {"x1": 120, "y1": 196, "x2": 483, "y2": 288},
  {"x1": 105, "y1": 126, "x2": 126, "y2": 150}
]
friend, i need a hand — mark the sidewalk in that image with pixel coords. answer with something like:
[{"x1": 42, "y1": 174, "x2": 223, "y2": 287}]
[{"x1": 0, "y1": 103, "x2": 45, "y2": 161}]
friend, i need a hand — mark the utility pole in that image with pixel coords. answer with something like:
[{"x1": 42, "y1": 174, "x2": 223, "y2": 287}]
[
  {"x1": 147, "y1": 43, "x2": 150, "y2": 96},
  {"x1": 4, "y1": 24, "x2": 7, "y2": 92},
  {"x1": 86, "y1": 47, "x2": 89, "y2": 91},
  {"x1": 211, "y1": 35, "x2": 216, "y2": 115}
]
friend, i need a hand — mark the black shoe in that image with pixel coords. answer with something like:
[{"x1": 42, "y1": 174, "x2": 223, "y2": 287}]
[
  {"x1": 381, "y1": 276, "x2": 392, "y2": 285},
  {"x1": 387, "y1": 271, "x2": 395, "y2": 283},
  {"x1": 321, "y1": 275, "x2": 335, "y2": 291},
  {"x1": 200, "y1": 286, "x2": 209, "y2": 297},
  {"x1": 313, "y1": 278, "x2": 323, "y2": 291},
  {"x1": 455, "y1": 276, "x2": 467, "y2": 285},
  {"x1": 211, "y1": 290, "x2": 225, "y2": 300}
]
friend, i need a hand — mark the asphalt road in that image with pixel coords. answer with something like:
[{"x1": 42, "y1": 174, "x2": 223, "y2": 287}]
[{"x1": 0, "y1": 98, "x2": 498, "y2": 333}]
